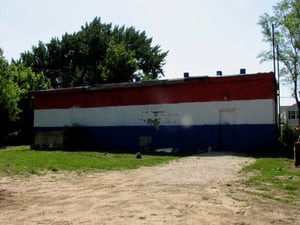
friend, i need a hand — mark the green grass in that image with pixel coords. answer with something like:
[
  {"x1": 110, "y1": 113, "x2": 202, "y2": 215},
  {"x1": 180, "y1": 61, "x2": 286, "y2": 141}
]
[
  {"x1": 241, "y1": 157, "x2": 300, "y2": 205},
  {"x1": 0, "y1": 146, "x2": 179, "y2": 176}
]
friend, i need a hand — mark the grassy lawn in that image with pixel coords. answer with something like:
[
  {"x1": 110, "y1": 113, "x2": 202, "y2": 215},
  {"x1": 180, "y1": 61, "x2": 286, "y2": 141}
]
[
  {"x1": 0, "y1": 146, "x2": 180, "y2": 176},
  {"x1": 242, "y1": 157, "x2": 300, "y2": 205}
]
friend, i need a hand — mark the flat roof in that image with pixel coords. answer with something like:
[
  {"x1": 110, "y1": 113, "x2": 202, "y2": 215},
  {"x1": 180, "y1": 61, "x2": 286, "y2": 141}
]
[{"x1": 30, "y1": 72, "x2": 274, "y2": 96}]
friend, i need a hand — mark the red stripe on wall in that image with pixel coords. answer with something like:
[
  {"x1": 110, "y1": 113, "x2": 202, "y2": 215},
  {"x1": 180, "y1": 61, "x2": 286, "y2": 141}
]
[{"x1": 31, "y1": 73, "x2": 275, "y2": 109}]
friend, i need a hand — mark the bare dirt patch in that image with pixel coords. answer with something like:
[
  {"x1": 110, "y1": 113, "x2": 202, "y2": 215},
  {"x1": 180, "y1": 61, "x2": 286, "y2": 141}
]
[{"x1": 0, "y1": 152, "x2": 299, "y2": 225}]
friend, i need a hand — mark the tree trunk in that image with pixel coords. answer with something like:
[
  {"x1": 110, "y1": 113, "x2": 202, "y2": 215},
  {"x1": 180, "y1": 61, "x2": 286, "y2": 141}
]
[
  {"x1": 294, "y1": 142, "x2": 300, "y2": 167},
  {"x1": 297, "y1": 101, "x2": 300, "y2": 126}
]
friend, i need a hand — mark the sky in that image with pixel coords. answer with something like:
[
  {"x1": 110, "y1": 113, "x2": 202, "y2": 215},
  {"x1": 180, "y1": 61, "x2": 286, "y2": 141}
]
[{"x1": 0, "y1": 0, "x2": 295, "y2": 105}]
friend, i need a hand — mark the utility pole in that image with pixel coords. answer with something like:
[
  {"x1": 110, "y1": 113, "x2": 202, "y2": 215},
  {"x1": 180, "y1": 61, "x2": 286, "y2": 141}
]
[
  {"x1": 272, "y1": 24, "x2": 278, "y2": 127},
  {"x1": 276, "y1": 44, "x2": 280, "y2": 126}
]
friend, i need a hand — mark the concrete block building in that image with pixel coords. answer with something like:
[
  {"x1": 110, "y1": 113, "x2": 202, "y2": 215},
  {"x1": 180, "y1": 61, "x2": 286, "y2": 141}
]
[{"x1": 31, "y1": 72, "x2": 276, "y2": 152}]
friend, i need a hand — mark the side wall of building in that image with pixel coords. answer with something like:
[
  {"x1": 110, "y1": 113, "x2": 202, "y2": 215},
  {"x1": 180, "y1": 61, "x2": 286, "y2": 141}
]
[{"x1": 32, "y1": 73, "x2": 276, "y2": 152}]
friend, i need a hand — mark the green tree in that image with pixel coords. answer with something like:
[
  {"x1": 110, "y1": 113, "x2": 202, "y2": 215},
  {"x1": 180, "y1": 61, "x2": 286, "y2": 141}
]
[
  {"x1": 258, "y1": 0, "x2": 300, "y2": 124},
  {"x1": 111, "y1": 25, "x2": 168, "y2": 79},
  {"x1": 0, "y1": 49, "x2": 20, "y2": 122},
  {"x1": 0, "y1": 48, "x2": 50, "y2": 145},
  {"x1": 100, "y1": 41, "x2": 137, "y2": 83},
  {"x1": 20, "y1": 17, "x2": 168, "y2": 87},
  {"x1": 12, "y1": 63, "x2": 50, "y2": 144}
]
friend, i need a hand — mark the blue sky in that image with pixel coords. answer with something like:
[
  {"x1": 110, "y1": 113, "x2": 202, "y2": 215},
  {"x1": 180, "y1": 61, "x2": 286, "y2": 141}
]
[{"x1": 0, "y1": 0, "x2": 294, "y2": 105}]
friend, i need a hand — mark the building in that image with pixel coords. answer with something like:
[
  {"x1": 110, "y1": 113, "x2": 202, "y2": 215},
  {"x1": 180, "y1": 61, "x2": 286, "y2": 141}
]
[
  {"x1": 31, "y1": 72, "x2": 277, "y2": 152},
  {"x1": 280, "y1": 103, "x2": 299, "y2": 128}
]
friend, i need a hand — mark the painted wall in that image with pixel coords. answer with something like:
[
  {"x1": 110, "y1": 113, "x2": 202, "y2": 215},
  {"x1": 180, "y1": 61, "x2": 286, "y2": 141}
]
[{"x1": 31, "y1": 72, "x2": 276, "y2": 152}]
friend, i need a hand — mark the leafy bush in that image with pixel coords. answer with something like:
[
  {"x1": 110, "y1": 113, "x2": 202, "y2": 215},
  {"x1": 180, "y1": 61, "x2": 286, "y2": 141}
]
[{"x1": 280, "y1": 125, "x2": 297, "y2": 158}]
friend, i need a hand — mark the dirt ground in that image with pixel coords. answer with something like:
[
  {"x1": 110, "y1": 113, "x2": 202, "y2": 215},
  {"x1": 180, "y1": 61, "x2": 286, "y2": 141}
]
[{"x1": 0, "y1": 151, "x2": 299, "y2": 225}]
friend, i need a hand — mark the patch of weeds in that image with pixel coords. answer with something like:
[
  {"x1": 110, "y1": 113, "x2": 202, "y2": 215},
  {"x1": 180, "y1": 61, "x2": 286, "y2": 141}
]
[
  {"x1": 231, "y1": 196, "x2": 248, "y2": 202},
  {"x1": 202, "y1": 196, "x2": 210, "y2": 201},
  {"x1": 242, "y1": 158, "x2": 300, "y2": 205},
  {"x1": 166, "y1": 205, "x2": 176, "y2": 210},
  {"x1": 212, "y1": 199, "x2": 222, "y2": 205},
  {"x1": 30, "y1": 169, "x2": 39, "y2": 175},
  {"x1": 175, "y1": 214, "x2": 184, "y2": 218},
  {"x1": 287, "y1": 217, "x2": 297, "y2": 223},
  {"x1": 241, "y1": 157, "x2": 300, "y2": 205},
  {"x1": 255, "y1": 186, "x2": 271, "y2": 192},
  {"x1": 283, "y1": 185, "x2": 297, "y2": 191}
]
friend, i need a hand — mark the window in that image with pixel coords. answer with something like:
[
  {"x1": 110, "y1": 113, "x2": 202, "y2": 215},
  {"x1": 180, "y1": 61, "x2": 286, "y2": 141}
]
[{"x1": 288, "y1": 111, "x2": 296, "y2": 120}]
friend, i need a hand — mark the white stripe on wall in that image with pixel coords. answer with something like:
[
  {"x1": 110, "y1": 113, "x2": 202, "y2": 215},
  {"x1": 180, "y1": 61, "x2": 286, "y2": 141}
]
[{"x1": 34, "y1": 99, "x2": 275, "y2": 128}]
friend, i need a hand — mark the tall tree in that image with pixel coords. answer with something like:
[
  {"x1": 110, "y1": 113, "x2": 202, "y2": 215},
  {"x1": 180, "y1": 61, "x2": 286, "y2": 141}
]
[
  {"x1": 100, "y1": 41, "x2": 137, "y2": 83},
  {"x1": 0, "y1": 48, "x2": 50, "y2": 145},
  {"x1": 0, "y1": 49, "x2": 20, "y2": 123},
  {"x1": 9, "y1": 62, "x2": 50, "y2": 144},
  {"x1": 258, "y1": 0, "x2": 300, "y2": 124},
  {"x1": 20, "y1": 17, "x2": 168, "y2": 87}
]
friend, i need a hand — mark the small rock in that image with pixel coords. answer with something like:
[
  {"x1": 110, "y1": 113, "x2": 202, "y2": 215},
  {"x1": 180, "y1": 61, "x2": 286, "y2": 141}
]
[{"x1": 136, "y1": 152, "x2": 142, "y2": 159}]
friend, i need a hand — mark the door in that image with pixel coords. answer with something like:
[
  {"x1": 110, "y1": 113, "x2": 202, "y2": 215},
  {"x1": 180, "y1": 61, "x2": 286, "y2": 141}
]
[{"x1": 219, "y1": 109, "x2": 236, "y2": 150}]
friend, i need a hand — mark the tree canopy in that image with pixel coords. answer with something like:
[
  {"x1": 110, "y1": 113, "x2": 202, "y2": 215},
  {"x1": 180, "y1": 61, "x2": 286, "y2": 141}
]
[
  {"x1": 258, "y1": 0, "x2": 300, "y2": 121},
  {"x1": 0, "y1": 48, "x2": 50, "y2": 145},
  {"x1": 0, "y1": 49, "x2": 20, "y2": 122},
  {"x1": 20, "y1": 17, "x2": 168, "y2": 87}
]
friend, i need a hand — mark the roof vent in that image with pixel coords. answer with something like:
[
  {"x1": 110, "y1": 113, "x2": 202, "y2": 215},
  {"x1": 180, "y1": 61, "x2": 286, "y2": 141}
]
[
  {"x1": 240, "y1": 68, "x2": 246, "y2": 74},
  {"x1": 216, "y1": 71, "x2": 222, "y2": 76}
]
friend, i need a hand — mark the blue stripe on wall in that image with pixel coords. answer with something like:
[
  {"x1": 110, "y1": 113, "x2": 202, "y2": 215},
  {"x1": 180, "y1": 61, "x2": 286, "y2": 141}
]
[{"x1": 35, "y1": 124, "x2": 276, "y2": 152}]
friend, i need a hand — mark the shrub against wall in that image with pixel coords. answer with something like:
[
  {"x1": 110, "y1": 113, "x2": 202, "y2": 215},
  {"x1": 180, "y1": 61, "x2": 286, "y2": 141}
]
[{"x1": 280, "y1": 125, "x2": 298, "y2": 158}]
